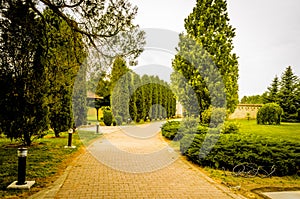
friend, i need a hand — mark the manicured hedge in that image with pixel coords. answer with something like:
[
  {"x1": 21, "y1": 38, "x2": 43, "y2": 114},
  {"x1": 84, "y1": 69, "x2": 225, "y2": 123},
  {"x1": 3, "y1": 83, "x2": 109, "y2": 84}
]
[
  {"x1": 161, "y1": 121, "x2": 181, "y2": 140},
  {"x1": 180, "y1": 133, "x2": 299, "y2": 176},
  {"x1": 161, "y1": 119, "x2": 299, "y2": 176}
]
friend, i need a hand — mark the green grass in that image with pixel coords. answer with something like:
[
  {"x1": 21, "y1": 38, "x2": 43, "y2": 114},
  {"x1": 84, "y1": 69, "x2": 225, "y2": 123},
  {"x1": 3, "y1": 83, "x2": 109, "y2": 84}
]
[
  {"x1": 0, "y1": 130, "x2": 101, "y2": 198},
  {"x1": 87, "y1": 107, "x2": 103, "y2": 124},
  {"x1": 236, "y1": 119, "x2": 300, "y2": 142}
]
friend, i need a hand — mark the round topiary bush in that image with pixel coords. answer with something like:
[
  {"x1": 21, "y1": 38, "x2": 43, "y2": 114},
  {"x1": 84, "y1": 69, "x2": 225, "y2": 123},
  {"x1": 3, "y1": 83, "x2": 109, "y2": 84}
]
[
  {"x1": 257, "y1": 103, "x2": 283, "y2": 125},
  {"x1": 103, "y1": 109, "x2": 113, "y2": 126}
]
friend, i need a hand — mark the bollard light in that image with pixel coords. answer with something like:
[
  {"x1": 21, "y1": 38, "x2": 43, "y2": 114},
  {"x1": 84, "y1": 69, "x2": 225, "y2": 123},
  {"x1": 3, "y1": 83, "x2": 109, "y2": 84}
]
[
  {"x1": 96, "y1": 122, "x2": 99, "y2": 134},
  {"x1": 68, "y1": 128, "x2": 73, "y2": 147},
  {"x1": 7, "y1": 148, "x2": 35, "y2": 189},
  {"x1": 17, "y1": 148, "x2": 27, "y2": 185}
]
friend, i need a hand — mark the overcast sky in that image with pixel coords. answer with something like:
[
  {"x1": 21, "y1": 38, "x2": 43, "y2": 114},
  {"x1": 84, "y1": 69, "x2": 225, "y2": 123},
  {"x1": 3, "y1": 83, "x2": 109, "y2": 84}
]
[{"x1": 130, "y1": 0, "x2": 300, "y2": 99}]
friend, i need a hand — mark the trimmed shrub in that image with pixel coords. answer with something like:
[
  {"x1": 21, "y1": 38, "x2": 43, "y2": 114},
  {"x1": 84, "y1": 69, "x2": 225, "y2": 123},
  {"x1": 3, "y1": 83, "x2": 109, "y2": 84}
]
[
  {"x1": 201, "y1": 107, "x2": 226, "y2": 127},
  {"x1": 197, "y1": 125, "x2": 208, "y2": 134},
  {"x1": 257, "y1": 103, "x2": 283, "y2": 125},
  {"x1": 161, "y1": 121, "x2": 180, "y2": 140},
  {"x1": 180, "y1": 133, "x2": 299, "y2": 176},
  {"x1": 103, "y1": 109, "x2": 113, "y2": 126},
  {"x1": 221, "y1": 121, "x2": 240, "y2": 134}
]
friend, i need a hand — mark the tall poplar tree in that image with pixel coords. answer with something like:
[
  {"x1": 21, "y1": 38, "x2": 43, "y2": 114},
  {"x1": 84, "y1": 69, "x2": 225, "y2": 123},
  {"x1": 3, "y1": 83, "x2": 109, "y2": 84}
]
[{"x1": 172, "y1": 0, "x2": 239, "y2": 116}]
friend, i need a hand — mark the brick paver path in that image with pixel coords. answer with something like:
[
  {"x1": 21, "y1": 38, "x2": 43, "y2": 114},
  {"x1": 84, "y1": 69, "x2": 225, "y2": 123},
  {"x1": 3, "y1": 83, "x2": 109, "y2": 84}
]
[{"x1": 54, "y1": 123, "x2": 243, "y2": 199}]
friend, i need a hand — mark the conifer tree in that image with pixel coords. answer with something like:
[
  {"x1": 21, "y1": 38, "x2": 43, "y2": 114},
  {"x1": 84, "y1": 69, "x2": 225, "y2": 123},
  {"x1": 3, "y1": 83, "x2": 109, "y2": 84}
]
[
  {"x1": 278, "y1": 66, "x2": 299, "y2": 121},
  {"x1": 172, "y1": 0, "x2": 239, "y2": 116}
]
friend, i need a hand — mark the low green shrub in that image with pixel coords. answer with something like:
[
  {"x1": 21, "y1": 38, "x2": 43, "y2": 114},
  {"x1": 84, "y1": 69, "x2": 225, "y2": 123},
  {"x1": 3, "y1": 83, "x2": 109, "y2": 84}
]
[
  {"x1": 180, "y1": 133, "x2": 299, "y2": 176},
  {"x1": 103, "y1": 109, "x2": 113, "y2": 126},
  {"x1": 257, "y1": 103, "x2": 283, "y2": 125},
  {"x1": 201, "y1": 107, "x2": 226, "y2": 127},
  {"x1": 221, "y1": 121, "x2": 240, "y2": 134},
  {"x1": 161, "y1": 121, "x2": 181, "y2": 140}
]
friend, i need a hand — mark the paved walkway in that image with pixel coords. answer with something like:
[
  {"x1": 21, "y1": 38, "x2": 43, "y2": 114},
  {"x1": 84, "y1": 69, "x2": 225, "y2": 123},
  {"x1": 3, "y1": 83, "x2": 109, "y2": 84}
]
[{"x1": 31, "y1": 123, "x2": 245, "y2": 199}]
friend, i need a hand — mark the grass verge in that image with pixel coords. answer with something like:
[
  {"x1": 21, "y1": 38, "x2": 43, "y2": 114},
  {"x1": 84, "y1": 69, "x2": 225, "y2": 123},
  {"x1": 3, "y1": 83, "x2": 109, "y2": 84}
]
[{"x1": 0, "y1": 130, "x2": 101, "y2": 198}]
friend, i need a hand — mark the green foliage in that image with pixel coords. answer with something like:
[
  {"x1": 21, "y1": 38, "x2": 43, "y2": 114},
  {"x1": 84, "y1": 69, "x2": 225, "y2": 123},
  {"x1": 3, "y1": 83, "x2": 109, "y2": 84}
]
[
  {"x1": 257, "y1": 103, "x2": 283, "y2": 125},
  {"x1": 103, "y1": 109, "x2": 113, "y2": 126},
  {"x1": 180, "y1": 132, "x2": 299, "y2": 176},
  {"x1": 260, "y1": 66, "x2": 300, "y2": 122},
  {"x1": 220, "y1": 121, "x2": 240, "y2": 134},
  {"x1": 161, "y1": 121, "x2": 181, "y2": 140},
  {"x1": 111, "y1": 64, "x2": 176, "y2": 123},
  {"x1": 201, "y1": 107, "x2": 226, "y2": 127},
  {"x1": 278, "y1": 66, "x2": 299, "y2": 122},
  {"x1": 73, "y1": 64, "x2": 88, "y2": 127},
  {"x1": 263, "y1": 76, "x2": 280, "y2": 104},
  {"x1": 163, "y1": 119, "x2": 299, "y2": 176},
  {"x1": 172, "y1": 0, "x2": 239, "y2": 116},
  {"x1": 0, "y1": 1, "x2": 49, "y2": 146},
  {"x1": 240, "y1": 95, "x2": 264, "y2": 104},
  {"x1": 0, "y1": 131, "x2": 83, "y2": 198},
  {"x1": 43, "y1": 9, "x2": 86, "y2": 137}
]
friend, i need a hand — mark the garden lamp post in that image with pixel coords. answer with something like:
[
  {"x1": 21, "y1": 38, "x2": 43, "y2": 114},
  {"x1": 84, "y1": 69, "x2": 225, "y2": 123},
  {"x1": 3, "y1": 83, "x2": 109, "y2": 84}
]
[
  {"x1": 68, "y1": 128, "x2": 73, "y2": 147},
  {"x1": 7, "y1": 148, "x2": 35, "y2": 189},
  {"x1": 17, "y1": 148, "x2": 27, "y2": 185}
]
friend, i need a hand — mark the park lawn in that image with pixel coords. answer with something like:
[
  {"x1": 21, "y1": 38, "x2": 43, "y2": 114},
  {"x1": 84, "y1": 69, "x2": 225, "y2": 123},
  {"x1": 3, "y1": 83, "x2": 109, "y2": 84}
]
[
  {"x1": 0, "y1": 130, "x2": 100, "y2": 198},
  {"x1": 235, "y1": 119, "x2": 300, "y2": 142},
  {"x1": 87, "y1": 107, "x2": 103, "y2": 124}
]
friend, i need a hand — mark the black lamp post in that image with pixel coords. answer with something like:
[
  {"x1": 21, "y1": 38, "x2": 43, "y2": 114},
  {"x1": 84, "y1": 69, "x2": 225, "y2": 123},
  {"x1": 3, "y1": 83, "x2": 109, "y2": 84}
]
[
  {"x1": 68, "y1": 128, "x2": 73, "y2": 147},
  {"x1": 17, "y1": 148, "x2": 27, "y2": 185}
]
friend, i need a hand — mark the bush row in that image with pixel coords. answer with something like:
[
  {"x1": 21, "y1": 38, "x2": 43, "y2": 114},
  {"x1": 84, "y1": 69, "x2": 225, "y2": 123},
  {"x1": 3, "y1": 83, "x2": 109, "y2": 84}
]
[
  {"x1": 180, "y1": 133, "x2": 299, "y2": 176},
  {"x1": 161, "y1": 119, "x2": 239, "y2": 141},
  {"x1": 161, "y1": 119, "x2": 299, "y2": 176}
]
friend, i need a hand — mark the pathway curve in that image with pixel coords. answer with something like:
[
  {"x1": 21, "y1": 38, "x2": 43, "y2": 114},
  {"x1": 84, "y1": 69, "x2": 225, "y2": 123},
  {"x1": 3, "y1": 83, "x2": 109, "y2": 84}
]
[{"x1": 42, "y1": 122, "x2": 245, "y2": 198}]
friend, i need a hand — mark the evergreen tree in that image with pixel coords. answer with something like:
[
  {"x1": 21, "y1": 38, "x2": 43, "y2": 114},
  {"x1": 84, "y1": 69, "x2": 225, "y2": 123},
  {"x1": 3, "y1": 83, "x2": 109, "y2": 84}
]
[
  {"x1": 110, "y1": 57, "x2": 129, "y2": 90},
  {"x1": 151, "y1": 76, "x2": 160, "y2": 119},
  {"x1": 0, "y1": 1, "x2": 49, "y2": 145},
  {"x1": 44, "y1": 9, "x2": 86, "y2": 137},
  {"x1": 132, "y1": 73, "x2": 145, "y2": 122},
  {"x1": 141, "y1": 75, "x2": 153, "y2": 120},
  {"x1": 263, "y1": 76, "x2": 279, "y2": 104},
  {"x1": 278, "y1": 66, "x2": 299, "y2": 121},
  {"x1": 172, "y1": 0, "x2": 239, "y2": 117},
  {"x1": 110, "y1": 57, "x2": 130, "y2": 122},
  {"x1": 170, "y1": 71, "x2": 200, "y2": 117}
]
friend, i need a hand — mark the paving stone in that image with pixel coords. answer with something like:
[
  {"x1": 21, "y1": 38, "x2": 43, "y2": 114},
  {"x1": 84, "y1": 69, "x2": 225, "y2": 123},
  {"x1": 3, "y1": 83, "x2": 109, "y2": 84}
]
[
  {"x1": 32, "y1": 123, "x2": 245, "y2": 199},
  {"x1": 54, "y1": 126, "x2": 243, "y2": 199}
]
